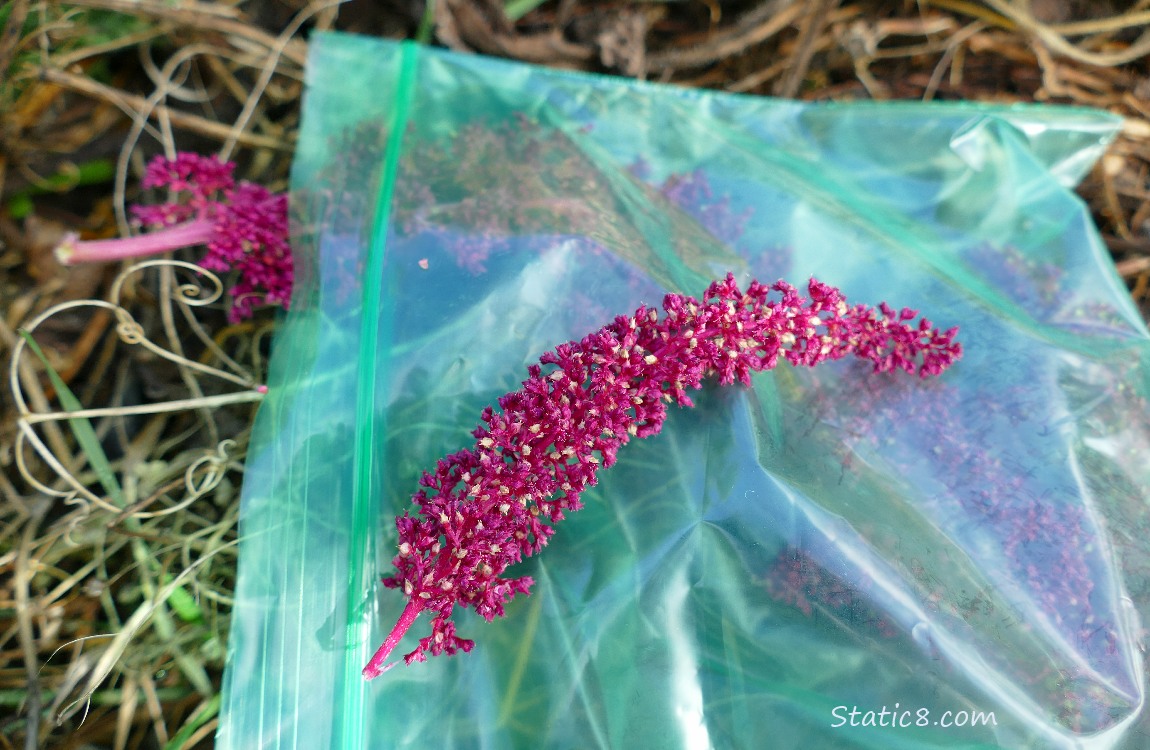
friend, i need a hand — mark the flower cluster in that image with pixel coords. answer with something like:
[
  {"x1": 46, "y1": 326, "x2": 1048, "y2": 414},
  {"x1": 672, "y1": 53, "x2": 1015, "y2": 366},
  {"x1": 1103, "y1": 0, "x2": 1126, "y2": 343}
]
[
  {"x1": 363, "y1": 273, "x2": 962, "y2": 678},
  {"x1": 55, "y1": 153, "x2": 290, "y2": 322}
]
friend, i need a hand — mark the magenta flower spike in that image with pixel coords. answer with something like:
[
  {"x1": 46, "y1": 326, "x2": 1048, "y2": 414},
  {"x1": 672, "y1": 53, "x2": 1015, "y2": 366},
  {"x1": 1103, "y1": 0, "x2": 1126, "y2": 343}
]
[
  {"x1": 55, "y1": 153, "x2": 291, "y2": 322},
  {"x1": 363, "y1": 274, "x2": 962, "y2": 679}
]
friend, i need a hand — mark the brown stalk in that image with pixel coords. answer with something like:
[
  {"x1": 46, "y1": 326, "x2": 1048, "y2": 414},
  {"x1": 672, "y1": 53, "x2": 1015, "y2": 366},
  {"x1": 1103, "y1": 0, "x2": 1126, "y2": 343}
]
[
  {"x1": 774, "y1": 0, "x2": 835, "y2": 97},
  {"x1": 648, "y1": 0, "x2": 803, "y2": 70},
  {"x1": 51, "y1": 0, "x2": 309, "y2": 66},
  {"x1": 38, "y1": 67, "x2": 294, "y2": 151}
]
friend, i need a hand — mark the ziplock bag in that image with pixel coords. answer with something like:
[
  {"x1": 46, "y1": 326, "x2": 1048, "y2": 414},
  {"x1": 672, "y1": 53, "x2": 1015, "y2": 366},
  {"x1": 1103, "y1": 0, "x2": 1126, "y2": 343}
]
[{"x1": 218, "y1": 33, "x2": 1150, "y2": 749}]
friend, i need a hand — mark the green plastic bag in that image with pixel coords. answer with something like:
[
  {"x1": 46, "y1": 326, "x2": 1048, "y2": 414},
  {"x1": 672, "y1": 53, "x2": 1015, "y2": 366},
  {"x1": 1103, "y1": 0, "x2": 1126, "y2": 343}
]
[{"x1": 218, "y1": 34, "x2": 1150, "y2": 749}]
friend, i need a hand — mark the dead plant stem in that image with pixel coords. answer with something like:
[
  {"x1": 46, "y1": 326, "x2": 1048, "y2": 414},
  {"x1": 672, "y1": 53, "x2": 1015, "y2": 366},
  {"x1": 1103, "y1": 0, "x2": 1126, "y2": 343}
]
[
  {"x1": 17, "y1": 505, "x2": 47, "y2": 750},
  {"x1": 38, "y1": 68, "x2": 292, "y2": 152}
]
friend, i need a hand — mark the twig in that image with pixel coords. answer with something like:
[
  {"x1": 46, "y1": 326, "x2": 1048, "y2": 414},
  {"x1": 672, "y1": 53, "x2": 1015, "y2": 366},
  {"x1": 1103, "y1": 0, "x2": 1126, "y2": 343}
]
[
  {"x1": 648, "y1": 0, "x2": 802, "y2": 70},
  {"x1": 16, "y1": 505, "x2": 47, "y2": 750},
  {"x1": 50, "y1": 0, "x2": 309, "y2": 66},
  {"x1": 921, "y1": 0, "x2": 1018, "y2": 30},
  {"x1": 220, "y1": 0, "x2": 347, "y2": 161},
  {"x1": 21, "y1": 391, "x2": 266, "y2": 425},
  {"x1": 0, "y1": 0, "x2": 31, "y2": 83},
  {"x1": 1116, "y1": 255, "x2": 1150, "y2": 277},
  {"x1": 140, "y1": 674, "x2": 168, "y2": 747},
  {"x1": 981, "y1": 0, "x2": 1150, "y2": 66},
  {"x1": 156, "y1": 263, "x2": 220, "y2": 449},
  {"x1": 922, "y1": 22, "x2": 986, "y2": 102},
  {"x1": 0, "y1": 315, "x2": 74, "y2": 472},
  {"x1": 775, "y1": 0, "x2": 835, "y2": 98},
  {"x1": 37, "y1": 68, "x2": 293, "y2": 152},
  {"x1": 1048, "y1": 10, "x2": 1150, "y2": 37},
  {"x1": 51, "y1": 26, "x2": 171, "y2": 71},
  {"x1": 114, "y1": 674, "x2": 138, "y2": 750},
  {"x1": 730, "y1": 56, "x2": 793, "y2": 93}
]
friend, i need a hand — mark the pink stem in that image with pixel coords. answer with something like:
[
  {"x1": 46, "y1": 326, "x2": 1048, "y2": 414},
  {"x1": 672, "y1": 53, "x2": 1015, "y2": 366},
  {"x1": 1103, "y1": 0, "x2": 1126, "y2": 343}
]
[
  {"x1": 55, "y1": 218, "x2": 215, "y2": 265},
  {"x1": 362, "y1": 599, "x2": 424, "y2": 680}
]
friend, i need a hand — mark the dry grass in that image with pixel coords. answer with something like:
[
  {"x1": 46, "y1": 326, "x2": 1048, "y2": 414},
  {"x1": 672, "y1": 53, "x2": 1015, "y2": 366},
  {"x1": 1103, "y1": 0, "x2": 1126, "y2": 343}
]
[{"x1": 1, "y1": 0, "x2": 1148, "y2": 747}]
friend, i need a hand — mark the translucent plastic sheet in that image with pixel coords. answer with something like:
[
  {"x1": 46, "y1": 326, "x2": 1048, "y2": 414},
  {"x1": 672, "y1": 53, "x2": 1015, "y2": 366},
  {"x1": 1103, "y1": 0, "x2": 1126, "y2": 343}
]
[{"x1": 218, "y1": 34, "x2": 1150, "y2": 749}]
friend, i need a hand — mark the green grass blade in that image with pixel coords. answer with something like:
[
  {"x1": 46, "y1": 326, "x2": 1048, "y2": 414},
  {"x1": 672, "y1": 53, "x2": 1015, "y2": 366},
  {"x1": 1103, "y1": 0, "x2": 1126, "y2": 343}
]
[
  {"x1": 503, "y1": 0, "x2": 547, "y2": 22},
  {"x1": 162, "y1": 574, "x2": 205, "y2": 623},
  {"x1": 5, "y1": 158, "x2": 115, "y2": 218},
  {"x1": 415, "y1": 0, "x2": 436, "y2": 44},
  {"x1": 17, "y1": 329, "x2": 125, "y2": 506},
  {"x1": 163, "y1": 693, "x2": 221, "y2": 750}
]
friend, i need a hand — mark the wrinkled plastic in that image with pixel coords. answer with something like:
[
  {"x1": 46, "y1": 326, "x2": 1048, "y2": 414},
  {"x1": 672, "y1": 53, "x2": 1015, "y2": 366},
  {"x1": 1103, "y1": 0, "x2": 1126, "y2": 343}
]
[{"x1": 218, "y1": 34, "x2": 1150, "y2": 749}]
